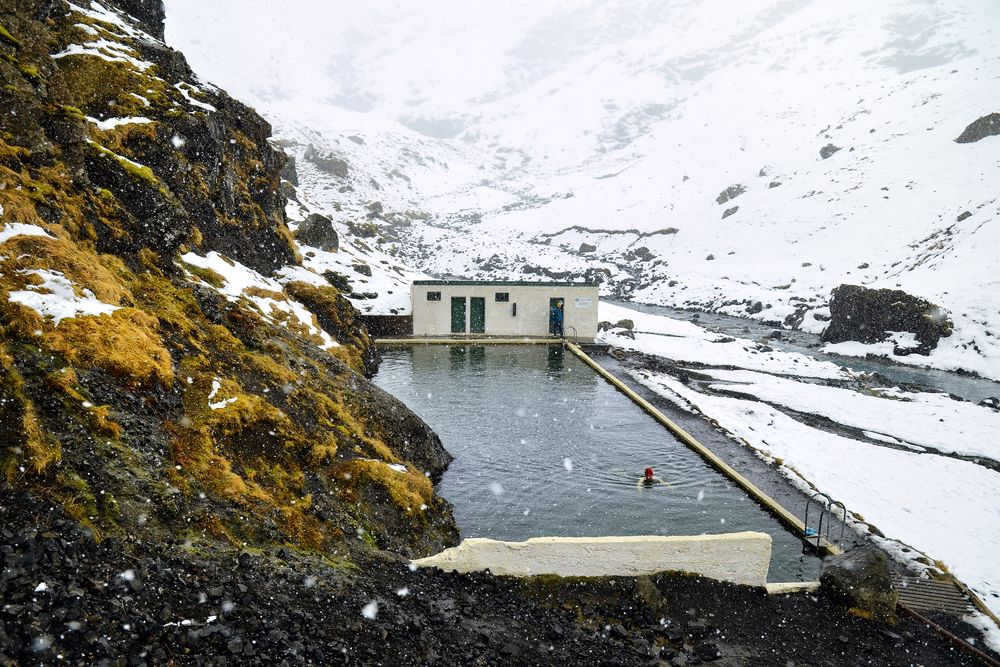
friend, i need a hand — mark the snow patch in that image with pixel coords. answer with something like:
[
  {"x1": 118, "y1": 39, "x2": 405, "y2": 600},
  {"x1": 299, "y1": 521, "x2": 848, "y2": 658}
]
[{"x1": 8, "y1": 269, "x2": 119, "y2": 325}]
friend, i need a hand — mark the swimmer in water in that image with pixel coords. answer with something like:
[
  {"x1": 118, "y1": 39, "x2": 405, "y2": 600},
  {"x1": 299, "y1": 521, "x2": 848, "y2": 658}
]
[{"x1": 637, "y1": 467, "x2": 669, "y2": 489}]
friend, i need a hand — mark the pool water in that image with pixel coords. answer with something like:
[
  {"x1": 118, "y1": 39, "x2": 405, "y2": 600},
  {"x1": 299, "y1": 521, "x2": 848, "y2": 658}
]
[{"x1": 374, "y1": 345, "x2": 821, "y2": 582}]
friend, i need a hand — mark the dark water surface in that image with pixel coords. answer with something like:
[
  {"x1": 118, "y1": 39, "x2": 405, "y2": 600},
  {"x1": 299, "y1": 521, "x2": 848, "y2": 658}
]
[{"x1": 374, "y1": 345, "x2": 821, "y2": 582}]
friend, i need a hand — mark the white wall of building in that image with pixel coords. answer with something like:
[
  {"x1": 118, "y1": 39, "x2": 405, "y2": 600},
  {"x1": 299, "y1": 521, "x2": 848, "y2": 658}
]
[{"x1": 411, "y1": 282, "x2": 598, "y2": 340}]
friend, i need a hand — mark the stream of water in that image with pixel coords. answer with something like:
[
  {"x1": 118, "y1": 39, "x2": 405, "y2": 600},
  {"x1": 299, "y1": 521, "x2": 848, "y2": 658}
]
[{"x1": 612, "y1": 300, "x2": 1000, "y2": 402}]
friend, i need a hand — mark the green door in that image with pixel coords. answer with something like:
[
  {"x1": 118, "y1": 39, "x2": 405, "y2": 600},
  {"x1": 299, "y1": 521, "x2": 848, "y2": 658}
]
[
  {"x1": 450, "y1": 297, "x2": 466, "y2": 334},
  {"x1": 470, "y1": 297, "x2": 486, "y2": 334}
]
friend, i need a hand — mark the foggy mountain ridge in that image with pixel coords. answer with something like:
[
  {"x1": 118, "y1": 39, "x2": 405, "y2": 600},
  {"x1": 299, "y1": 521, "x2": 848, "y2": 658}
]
[
  {"x1": 168, "y1": 0, "x2": 1000, "y2": 377},
  {"x1": 165, "y1": 0, "x2": 1000, "y2": 380}
]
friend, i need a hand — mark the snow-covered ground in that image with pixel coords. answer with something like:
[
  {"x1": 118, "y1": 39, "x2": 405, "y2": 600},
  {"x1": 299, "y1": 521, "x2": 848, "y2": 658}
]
[{"x1": 598, "y1": 300, "x2": 1000, "y2": 634}]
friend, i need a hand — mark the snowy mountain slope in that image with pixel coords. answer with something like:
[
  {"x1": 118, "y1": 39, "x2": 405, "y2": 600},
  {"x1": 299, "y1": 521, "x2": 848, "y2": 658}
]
[{"x1": 164, "y1": 0, "x2": 1000, "y2": 377}]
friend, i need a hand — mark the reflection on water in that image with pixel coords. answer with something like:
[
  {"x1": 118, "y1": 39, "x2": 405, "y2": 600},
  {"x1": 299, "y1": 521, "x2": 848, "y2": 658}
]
[
  {"x1": 613, "y1": 300, "x2": 1000, "y2": 402},
  {"x1": 374, "y1": 345, "x2": 820, "y2": 582}
]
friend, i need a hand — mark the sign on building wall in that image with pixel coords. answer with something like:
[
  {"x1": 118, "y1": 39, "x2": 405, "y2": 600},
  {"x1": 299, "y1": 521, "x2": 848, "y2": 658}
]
[{"x1": 574, "y1": 297, "x2": 593, "y2": 309}]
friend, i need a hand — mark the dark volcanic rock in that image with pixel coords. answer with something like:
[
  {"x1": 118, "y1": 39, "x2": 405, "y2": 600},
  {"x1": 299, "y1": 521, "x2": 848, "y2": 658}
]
[
  {"x1": 957, "y1": 210, "x2": 972, "y2": 222},
  {"x1": 715, "y1": 184, "x2": 746, "y2": 205},
  {"x1": 115, "y1": 0, "x2": 166, "y2": 38},
  {"x1": 280, "y1": 153, "x2": 299, "y2": 185},
  {"x1": 579, "y1": 242, "x2": 597, "y2": 253},
  {"x1": 820, "y1": 548, "x2": 898, "y2": 622},
  {"x1": 954, "y1": 113, "x2": 1000, "y2": 143},
  {"x1": 303, "y1": 144, "x2": 349, "y2": 177},
  {"x1": 295, "y1": 213, "x2": 339, "y2": 251},
  {"x1": 721, "y1": 206, "x2": 739, "y2": 219},
  {"x1": 820, "y1": 143, "x2": 842, "y2": 159},
  {"x1": 821, "y1": 284, "x2": 952, "y2": 354},
  {"x1": 352, "y1": 262, "x2": 373, "y2": 277}
]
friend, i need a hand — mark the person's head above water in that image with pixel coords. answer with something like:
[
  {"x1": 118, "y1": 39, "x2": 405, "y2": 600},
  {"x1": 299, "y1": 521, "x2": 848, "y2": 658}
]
[{"x1": 644, "y1": 467, "x2": 654, "y2": 478}]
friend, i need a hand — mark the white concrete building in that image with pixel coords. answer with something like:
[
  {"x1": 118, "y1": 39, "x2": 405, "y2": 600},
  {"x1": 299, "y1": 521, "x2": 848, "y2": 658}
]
[{"x1": 411, "y1": 280, "x2": 599, "y2": 341}]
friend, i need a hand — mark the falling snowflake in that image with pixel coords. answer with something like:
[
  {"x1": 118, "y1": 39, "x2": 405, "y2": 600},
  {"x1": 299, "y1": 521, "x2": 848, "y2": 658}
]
[
  {"x1": 361, "y1": 601, "x2": 378, "y2": 620},
  {"x1": 563, "y1": 458, "x2": 573, "y2": 472},
  {"x1": 396, "y1": 587, "x2": 410, "y2": 597},
  {"x1": 697, "y1": 490, "x2": 705, "y2": 502},
  {"x1": 489, "y1": 482, "x2": 504, "y2": 496}
]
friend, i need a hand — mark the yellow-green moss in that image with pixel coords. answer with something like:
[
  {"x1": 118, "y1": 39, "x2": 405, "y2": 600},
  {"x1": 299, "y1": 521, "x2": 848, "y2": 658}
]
[
  {"x1": 44, "y1": 308, "x2": 174, "y2": 387},
  {"x1": 53, "y1": 49, "x2": 166, "y2": 118},
  {"x1": 0, "y1": 345, "x2": 60, "y2": 478},
  {"x1": 54, "y1": 469, "x2": 98, "y2": 525},
  {"x1": 340, "y1": 459, "x2": 434, "y2": 514},
  {"x1": 284, "y1": 281, "x2": 371, "y2": 373},
  {"x1": 18, "y1": 64, "x2": 40, "y2": 85},
  {"x1": 45, "y1": 368, "x2": 123, "y2": 439},
  {"x1": 182, "y1": 263, "x2": 226, "y2": 289},
  {"x1": 0, "y1": 23, "x2": 20, "y2": 47},
  {"x1": 90, "y1": 119, "x2": 158, "y2": 156},
  {"x1": 87, "y1": 140, "x2": 163, "y2": 189}
]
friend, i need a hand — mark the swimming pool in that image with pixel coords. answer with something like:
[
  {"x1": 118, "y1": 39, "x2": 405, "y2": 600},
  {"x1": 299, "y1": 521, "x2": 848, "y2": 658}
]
[{"x1": 374, "y1": 344, "x2": 821, "y2": 582}]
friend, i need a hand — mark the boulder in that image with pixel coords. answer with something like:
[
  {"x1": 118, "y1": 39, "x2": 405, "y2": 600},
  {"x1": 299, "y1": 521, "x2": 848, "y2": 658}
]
[
  {"x1": 116, "y1": 0, "x2": 166, "y2": 38},
  {"x1": 614, "y1": 319, "x2": 635, "y2": 331},
  {"x1": 716, "y1": 184, "x2": 746, "y2": 205},
  {"x1": 954, "y1": 113, "x2": 1000, "y2": 144},
  {"x1": 819, "y1": 143, "x2": 841, "y2": 159},
  {"x1": 721, "y1": 206, "x2": 738, "y2": 219},
  {"x1": 303, "y1": 144, "x2": 349, "y2": 177},
  {"x1": 821, "y1": 284, "x2": 952, "y2": 354},
  {"x1": 979, "y1": 397, "x2": 1000, "y2": 411},
  {"x1": 280, "y1": 154, "x2": 299, "y2": 186},
  {"x1": 579, "y1": 242, "x2": 597, "y2": 254},
  {"x1": 295, "y1": 213, "x2": 339, "y2": 252},
  {"x1": 352, "y1": 262, "x2": 373, "y2": 277},
  {"x1": 323, "y1": 271, "x2": 353, "y2": 294},
  {"x1": 820, "y1": 548, "x2": 898, "y2": 622},
  {"x1": 957, "y1": 211, "x2": 972, "y2": 222}
]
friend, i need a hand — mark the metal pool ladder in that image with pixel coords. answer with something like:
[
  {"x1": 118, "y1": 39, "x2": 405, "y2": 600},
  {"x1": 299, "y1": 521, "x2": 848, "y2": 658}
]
[{"x1": 803, "y1": 491, "x2": 846, "y2": 552}]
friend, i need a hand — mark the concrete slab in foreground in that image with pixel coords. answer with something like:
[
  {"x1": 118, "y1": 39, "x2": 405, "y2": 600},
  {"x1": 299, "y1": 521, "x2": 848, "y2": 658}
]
[{"x1": 411, "y1": 532, "x2": 772, "y2": 586}]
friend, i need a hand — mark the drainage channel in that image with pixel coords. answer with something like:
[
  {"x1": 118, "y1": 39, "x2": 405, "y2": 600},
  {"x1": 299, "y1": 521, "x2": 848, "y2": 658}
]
[{"x1": 373, "y1": 342, "x2": 824, "y2": 582}]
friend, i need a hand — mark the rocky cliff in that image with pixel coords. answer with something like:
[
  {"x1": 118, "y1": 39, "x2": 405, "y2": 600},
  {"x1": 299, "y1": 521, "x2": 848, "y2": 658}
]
[{"x1": 0, "y1": 0, "x2": 457, "y2": 586}]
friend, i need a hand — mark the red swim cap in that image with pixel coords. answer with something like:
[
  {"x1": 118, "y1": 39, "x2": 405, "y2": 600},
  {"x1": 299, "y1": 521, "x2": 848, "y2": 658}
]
[{"x1": 644, "y1": 467, "x2": 654, "y2": 477}]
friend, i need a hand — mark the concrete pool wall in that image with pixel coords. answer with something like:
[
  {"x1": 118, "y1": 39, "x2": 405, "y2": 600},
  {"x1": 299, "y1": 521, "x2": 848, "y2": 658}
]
[{"x1": 412, "y1": 532, "x2": 773, "y2": 586}]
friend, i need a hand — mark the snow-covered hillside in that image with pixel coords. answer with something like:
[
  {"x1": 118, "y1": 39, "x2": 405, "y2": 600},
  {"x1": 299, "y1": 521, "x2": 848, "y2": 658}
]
[{"x1": 164, "y1": 0, "x2": 1000, "y2": 378}]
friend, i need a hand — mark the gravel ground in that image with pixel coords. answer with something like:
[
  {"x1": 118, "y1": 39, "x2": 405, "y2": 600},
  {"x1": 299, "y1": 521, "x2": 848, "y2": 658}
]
[{"x1": 2, "y1": 488, "x2": 992, "y2": 666}]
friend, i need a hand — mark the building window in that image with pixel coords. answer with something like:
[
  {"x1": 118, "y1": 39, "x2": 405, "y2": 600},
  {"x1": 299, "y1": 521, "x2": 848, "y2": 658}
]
[
  {"x1": 495, "y1": 292, "x2": 509, "y2": 302},
  {"x1": 427, "y1": 291, "x2": 441, "y2": 301}
]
